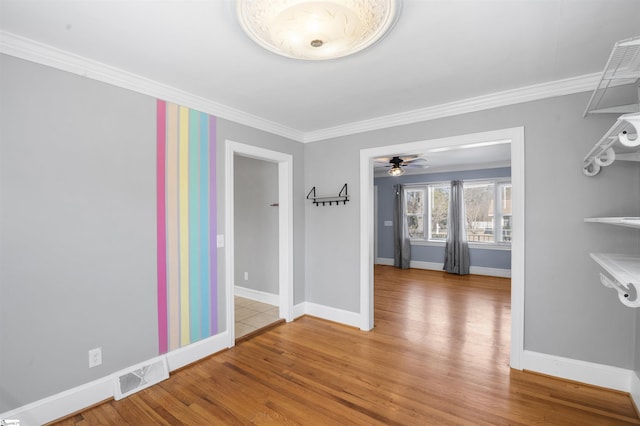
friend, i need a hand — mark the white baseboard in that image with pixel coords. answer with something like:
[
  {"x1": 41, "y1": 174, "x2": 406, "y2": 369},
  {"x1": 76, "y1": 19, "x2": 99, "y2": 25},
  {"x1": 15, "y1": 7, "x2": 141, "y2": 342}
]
[
  {"x1": 377, "y1": 258, "x2": 511, "y2": 278},
  {"x1": 522, "y1": 350, "x2": 632, "y2": 392},
  {"x1": 302, "y1": 302, "x2": 361, "y2": 328},
  {"x1": 165, "y1": 331, "x2": 230, "y2": 371},
  {"x1": 234, "y1": 286, "x2": 279, "y2": 306},
  {"x1": 471, "y1": 266, "x2": 511, "y2": 278},
  {"x1": 0, "y1": 376, "x2": 113, "y2": 426},
  {"x1": 0, "y1": 331, "x2": 231, "y2": 426},
  {"x1": 630, "y1": 371, "x2": 640, "y2": 412},
  {"x1": 293, "y1": 302, "x2": 306, "y2": 319}
]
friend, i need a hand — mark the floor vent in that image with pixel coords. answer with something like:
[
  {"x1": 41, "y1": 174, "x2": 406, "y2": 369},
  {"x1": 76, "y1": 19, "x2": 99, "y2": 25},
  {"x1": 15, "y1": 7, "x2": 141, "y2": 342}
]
[{"x1": 113, "y1": 356, "x2": 169, "y2": 400}]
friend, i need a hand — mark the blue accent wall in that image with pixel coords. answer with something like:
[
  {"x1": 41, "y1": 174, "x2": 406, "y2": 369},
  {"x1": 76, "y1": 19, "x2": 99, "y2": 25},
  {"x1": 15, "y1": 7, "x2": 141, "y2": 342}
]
[{"x1": 375, "y1": 167, "x2": 511, "y2": 270}]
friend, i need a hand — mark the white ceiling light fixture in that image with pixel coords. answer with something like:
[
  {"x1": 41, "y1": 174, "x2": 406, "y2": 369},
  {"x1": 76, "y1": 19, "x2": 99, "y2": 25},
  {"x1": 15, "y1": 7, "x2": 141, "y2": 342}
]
[{"x1": 236, "y1": 0, "x2": 399, "y2": 61}]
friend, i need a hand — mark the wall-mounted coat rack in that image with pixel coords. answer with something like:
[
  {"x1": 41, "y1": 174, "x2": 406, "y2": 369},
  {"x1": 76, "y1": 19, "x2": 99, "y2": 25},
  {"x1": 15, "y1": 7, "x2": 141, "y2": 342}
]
[{"x1": 307, "y1": 183, "x2": 349, "y2": 206}]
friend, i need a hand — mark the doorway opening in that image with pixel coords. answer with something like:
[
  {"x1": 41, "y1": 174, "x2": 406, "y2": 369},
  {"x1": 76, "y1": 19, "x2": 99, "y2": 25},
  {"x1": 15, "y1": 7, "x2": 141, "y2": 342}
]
[
  {"x1": 224, "y1": 140, "x2": 294, "y2": 347},
  {"x1": 359, "y1": 127, "x2": 525, "y2": 369},
  {"x1": 233, "y1": 154, "x2": 281, "y2": 340}
]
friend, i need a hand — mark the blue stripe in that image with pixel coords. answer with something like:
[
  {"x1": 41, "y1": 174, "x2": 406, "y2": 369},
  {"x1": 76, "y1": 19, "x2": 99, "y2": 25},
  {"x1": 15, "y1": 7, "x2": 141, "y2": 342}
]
[{"x1": 199, "y1": 112, "x2": 211, "y2": 339}]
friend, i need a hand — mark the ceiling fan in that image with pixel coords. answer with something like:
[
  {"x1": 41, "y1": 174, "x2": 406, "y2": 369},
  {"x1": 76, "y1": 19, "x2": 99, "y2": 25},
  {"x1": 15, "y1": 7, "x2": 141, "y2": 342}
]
[{"x1": 374, "y1": 154, "x2": 428, "y2": 176}]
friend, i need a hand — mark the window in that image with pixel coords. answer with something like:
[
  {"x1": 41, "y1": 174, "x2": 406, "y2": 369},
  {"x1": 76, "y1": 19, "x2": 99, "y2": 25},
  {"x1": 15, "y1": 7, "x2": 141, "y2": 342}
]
[
  {"x1": 405, "y1": 188, "x2": 425, "y2": 238},
  {"x1": 427, "y1": 184, "x2": 449, "y2": 241},
  {"x1": 405, "y1": 179, "x2": 511, "y2": 245}
]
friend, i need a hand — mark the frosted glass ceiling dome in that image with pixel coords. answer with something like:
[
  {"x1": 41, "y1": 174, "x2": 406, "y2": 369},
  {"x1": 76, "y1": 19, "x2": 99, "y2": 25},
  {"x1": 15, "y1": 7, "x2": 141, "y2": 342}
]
[{"x1": 237, "y1": 0, "x2": 399, "y2": 60}]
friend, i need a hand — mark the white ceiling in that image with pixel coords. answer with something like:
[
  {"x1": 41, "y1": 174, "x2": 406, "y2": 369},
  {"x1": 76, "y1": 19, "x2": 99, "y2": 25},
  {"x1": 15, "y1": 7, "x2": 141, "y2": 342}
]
[{"x1": 1, "y1": 0, "x2": 639, "y2": 169}]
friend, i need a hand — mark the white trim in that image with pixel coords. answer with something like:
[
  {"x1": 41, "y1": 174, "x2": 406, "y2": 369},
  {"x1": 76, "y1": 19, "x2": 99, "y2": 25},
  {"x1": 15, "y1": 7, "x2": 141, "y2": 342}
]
[
  {"x1": 0, "y1": 332, "x2": 229, "y2": 426},
  {"x1": 293, "y1": 302, "x2": 306, "y2": 319},
  {"x1": 304, "y1": 75, "x2": 598, "y2": 143},
  {"x1": 225, "y1": 140, "x2": 294, "y2": 347},
  {"x1": 409, "y1": 239, "x2": 512, "y2": 251},
  {"x1": 302, "y1": 302, "x2": 361, "y2": 329},
  {"x1": 376, "y1": 258, "x2": 511, "y2": 278},
  {"x1": 630, "y1": 371, "x2": 640, "y2": 411},
  {"x1": 510, "y1": 127, "x2": 525, "y2": 370},
  {"x1": 0, "y1": 376, "x2": 112, "y2": 426},
  {"x1": 165, "y1": 331, "x2": 229, "y2": 371},
  {"x1": 234, "y1": 286, "x2": 279, "y2": 306},
  {"x1": 0, "y1": 31, "x2": 304, "y2": 142},
  {"x1": 360, "y1": 127, "x2": 525, "y2": 369},
  {"x1": 522, "y1": 350, "x2": 632, "y2": 392},
  {"x1": 2, "y1": 30, "x2": 596, "y2": 144}
]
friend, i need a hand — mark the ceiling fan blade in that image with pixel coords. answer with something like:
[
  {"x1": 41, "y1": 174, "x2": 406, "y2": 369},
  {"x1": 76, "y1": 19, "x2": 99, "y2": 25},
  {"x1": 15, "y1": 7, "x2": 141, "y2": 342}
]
[
  {"x1": 401, "y1": 156, "x2": 426, "y2": 163},
  {"x1": 373, "y1": 156, "x2": 393, "y2": 163}
]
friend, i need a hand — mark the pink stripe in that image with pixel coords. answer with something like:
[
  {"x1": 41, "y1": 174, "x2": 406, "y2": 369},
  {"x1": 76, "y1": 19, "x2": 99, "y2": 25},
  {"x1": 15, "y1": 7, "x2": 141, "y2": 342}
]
[{"x1": 156, "y1": 99, "x2": 168, "y2": 354}]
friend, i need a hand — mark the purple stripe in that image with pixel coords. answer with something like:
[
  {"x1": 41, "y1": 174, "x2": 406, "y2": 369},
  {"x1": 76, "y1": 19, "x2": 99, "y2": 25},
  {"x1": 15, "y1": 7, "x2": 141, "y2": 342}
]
[{"x1": 156, "y1": 99, "x2": 168, "y2": 354}]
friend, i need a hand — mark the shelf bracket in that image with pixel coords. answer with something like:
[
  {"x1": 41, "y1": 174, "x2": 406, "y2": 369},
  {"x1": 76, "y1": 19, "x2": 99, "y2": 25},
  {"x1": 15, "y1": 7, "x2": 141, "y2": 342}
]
[
  {"x1": 599, "y1": 273, "x2": 640, "y2": 308},
  {"x1": 583, "y1": 112, "x2": 640, "y2": 176}
]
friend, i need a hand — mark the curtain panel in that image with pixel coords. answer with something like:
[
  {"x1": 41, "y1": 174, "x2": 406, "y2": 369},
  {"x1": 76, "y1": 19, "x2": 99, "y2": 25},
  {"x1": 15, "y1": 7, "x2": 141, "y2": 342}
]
[
  {"x1": 393, "y1": 185, "x2": 411, "y2": 269},
  {"x1": 443, "y1": 180, "x2": 470, "y2": 275}
]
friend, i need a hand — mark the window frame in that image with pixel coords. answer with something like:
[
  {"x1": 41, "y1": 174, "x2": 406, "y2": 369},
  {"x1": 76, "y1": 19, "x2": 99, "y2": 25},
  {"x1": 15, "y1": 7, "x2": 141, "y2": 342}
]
[
  {"x1": 404, "y1": 178, "x2": 512, "y2": 250},
  {"x1": 404, "y1": 187, "x2": 426, "y2": 239}
]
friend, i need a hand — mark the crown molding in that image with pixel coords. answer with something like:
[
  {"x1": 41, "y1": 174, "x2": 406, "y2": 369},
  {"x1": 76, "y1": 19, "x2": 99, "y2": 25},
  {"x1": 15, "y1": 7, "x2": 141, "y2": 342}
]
[
  {"x1": 2, "y1": 30, "x2": 599, "y2": 144},
  {"x1": 302, "y1": 73, "x2": 600, "y2": 143},
  {"x1": 0, "y1": 31, "x2": 305, "y2": 142}
]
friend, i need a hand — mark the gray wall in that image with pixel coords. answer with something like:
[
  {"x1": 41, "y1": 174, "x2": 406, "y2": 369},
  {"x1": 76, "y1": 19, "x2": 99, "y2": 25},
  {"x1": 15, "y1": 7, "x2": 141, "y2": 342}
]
[
  {"x1": 304, "y1": 91, "x2": 639, "y2": 369},
  {"x1": 0, "y1": 54, "x2": 157, "y2": 410},
  {"x1": 0, "y1": 54, "x2": 305, "y2": 412},
  {"x1": 375, "y1": 167, "x2": 512, "y2": 270},
  {"x1": 234, "y1": 155, "x2": 279, "y2": 294}
]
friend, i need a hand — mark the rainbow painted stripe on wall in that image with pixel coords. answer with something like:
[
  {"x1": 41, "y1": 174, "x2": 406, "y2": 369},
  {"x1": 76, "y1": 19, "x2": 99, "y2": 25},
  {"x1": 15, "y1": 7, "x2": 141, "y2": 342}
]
[{"x1": 156, "y1": 100, "x2": 217, "y2": 354}]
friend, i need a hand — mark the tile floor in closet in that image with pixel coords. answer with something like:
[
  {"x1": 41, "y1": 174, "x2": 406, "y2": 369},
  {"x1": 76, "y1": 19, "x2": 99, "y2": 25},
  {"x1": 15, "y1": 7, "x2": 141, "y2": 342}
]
[{"x1": 234, "y1": 296, "x2": 280, "y2": 339}]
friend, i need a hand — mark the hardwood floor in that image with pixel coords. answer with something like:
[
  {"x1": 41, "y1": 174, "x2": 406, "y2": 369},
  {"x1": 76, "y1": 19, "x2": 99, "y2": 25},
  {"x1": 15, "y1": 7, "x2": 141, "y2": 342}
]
[{"x1": 53, "y1": 265, "x2": 639, "y2": 425}]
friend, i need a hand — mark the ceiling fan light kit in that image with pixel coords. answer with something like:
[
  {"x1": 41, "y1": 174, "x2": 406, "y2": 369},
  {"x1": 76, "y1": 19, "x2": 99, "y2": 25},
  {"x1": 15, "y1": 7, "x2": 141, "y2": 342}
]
[
  {"x1": 379, "y1": 155, "x2": 428, "y2": 176},
  {"x1": 388, "y1": 165, "x2": 405, "y2": 176},
  {"x1": 236, "y1": 0, "x2": 399, "y2": 60}
]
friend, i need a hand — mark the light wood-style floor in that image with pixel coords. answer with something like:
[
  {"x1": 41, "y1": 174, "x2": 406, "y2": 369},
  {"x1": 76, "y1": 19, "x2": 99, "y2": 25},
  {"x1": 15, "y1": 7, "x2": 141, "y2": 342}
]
[{"x1": 53, "y1": 266, "x2": 639, "y2": 425}]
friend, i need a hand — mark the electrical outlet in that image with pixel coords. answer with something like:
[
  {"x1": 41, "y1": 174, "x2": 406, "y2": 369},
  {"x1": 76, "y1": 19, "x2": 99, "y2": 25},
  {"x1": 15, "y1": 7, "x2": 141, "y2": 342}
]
[
  {"x1": 244, "y1": 272, "x2": 249, "y2": 281},
  {"x1": 89, "y1": 347, "x2": 102, "y2": 368}
]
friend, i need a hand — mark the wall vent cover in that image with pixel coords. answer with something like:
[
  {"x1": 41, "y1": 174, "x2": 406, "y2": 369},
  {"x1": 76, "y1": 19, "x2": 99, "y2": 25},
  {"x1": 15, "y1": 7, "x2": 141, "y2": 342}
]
[{"x1": 113, "y1": 355, "x2": 169, "y2": 400}]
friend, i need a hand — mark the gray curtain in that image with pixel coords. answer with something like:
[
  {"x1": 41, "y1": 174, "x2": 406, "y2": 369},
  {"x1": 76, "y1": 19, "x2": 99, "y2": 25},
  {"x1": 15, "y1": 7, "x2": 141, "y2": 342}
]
[
  {"x1": 393, "y1": 185, "x2": 411, "y2": 269},
  {"x1": 443, "y1": 180, "x2": 470, "y2": 275}
]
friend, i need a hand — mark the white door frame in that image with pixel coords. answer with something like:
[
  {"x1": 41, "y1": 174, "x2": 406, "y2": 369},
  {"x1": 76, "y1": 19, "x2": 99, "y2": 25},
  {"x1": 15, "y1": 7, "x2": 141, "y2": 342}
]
[
  {"x1": 225, "y1": 140, "x2": 294, "y2": 347},
  {"x1": 359, "y1": 127, "x2": 525, "y2": 370}
]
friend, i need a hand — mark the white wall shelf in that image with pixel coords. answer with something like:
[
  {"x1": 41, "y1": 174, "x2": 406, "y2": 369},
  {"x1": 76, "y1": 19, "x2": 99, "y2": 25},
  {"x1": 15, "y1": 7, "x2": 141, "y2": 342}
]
[
  {"x1": 583, "y1": 36, "x2": 640, "y2": 307},
  {"x1": 590, "y1": 253, "x2": 640, "y2": 307},
  {"x1": 584, "y1": 217, "x2": 640, "y2": 228},
  {"x1": 584, "y1": 36, "x2": 640, "y2": 117}
]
